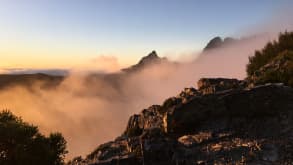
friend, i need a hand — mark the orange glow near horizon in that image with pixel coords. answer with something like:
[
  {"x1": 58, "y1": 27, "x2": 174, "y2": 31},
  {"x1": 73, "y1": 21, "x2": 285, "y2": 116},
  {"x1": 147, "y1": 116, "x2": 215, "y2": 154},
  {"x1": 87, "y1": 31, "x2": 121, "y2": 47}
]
[{"x1": 0, "y1": 43, "x2": 137, "y2": 71}]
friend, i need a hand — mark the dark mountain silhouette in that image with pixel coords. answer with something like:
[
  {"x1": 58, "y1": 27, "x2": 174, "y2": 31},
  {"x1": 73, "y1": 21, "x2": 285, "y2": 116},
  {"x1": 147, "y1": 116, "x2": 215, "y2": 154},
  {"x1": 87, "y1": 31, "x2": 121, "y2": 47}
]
[
  {"x1": 0, "y1": 73, "x2": 64, "y2": 90},
  {"x1": 122, "y1": 51, "x2": 168, "y2": 73},
  {"x1": 0, "y1": 51, "x2": 168, "y2": 95},
  {"x1": 203, "y1": 36, "x2": 237, "y2": 51}
]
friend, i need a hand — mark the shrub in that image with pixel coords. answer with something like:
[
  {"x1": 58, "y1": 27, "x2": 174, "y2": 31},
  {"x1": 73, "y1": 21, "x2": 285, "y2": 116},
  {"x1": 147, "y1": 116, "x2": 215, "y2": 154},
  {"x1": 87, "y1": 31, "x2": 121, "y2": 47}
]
[
  {"x1": 0, "y1": 110, "x2": 67, "y2": 165},
  {"x1": 247, "y1": 31, "x2": 293, "y2": 76}
]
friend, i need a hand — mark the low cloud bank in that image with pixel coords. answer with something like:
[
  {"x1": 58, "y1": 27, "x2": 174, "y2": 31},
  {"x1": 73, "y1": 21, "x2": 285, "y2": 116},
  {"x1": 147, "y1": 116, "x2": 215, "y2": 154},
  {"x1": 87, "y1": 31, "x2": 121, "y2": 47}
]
[{"x1": 0, "y1": 34, "x2": 273, "y2": 159}]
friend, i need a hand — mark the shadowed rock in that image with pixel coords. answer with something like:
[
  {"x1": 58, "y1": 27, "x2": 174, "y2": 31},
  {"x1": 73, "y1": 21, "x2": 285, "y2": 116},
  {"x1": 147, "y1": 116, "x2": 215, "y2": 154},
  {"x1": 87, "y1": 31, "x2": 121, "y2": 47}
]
[{"x1": 197, "y1": 78, "x2": 244, "y2": 94}]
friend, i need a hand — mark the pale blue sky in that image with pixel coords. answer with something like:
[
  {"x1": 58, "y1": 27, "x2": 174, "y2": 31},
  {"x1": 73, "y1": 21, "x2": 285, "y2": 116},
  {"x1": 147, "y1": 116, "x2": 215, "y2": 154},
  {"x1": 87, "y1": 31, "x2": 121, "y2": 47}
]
[{"x1": 0, "y1": 0, "x2": 291, "y2": 68}]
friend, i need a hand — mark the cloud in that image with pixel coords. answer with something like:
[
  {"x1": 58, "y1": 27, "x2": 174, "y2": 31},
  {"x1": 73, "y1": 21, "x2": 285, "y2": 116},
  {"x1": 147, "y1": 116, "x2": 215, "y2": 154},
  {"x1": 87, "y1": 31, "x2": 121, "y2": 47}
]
[{"x1": 89, "y1": 55, "x2": 121, "y2": 72}]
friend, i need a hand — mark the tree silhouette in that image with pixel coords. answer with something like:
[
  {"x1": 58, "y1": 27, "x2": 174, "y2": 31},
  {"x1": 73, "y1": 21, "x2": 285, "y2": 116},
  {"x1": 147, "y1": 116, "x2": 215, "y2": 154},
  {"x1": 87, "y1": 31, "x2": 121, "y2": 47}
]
[{"x1": 0, "y1": 110, "x2": 67, "y2": 165}]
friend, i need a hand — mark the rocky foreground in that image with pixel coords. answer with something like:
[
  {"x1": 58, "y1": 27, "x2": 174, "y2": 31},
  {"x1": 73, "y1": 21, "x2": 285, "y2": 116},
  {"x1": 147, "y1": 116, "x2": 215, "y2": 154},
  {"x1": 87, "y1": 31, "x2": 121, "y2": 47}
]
[{"x1": 69, "y1": 78, "x2": 293, "y2": 165}]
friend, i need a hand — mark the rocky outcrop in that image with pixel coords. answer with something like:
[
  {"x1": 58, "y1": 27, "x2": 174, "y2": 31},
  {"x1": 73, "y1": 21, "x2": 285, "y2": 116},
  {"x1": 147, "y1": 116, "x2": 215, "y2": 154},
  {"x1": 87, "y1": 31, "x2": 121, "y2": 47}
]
[
  {"x1": 197, "y1": 78, "x2": 245, "y2": 94},
  {"x1": 123, "y1": 105, "x2": 164, "y2": 137},
  {"x1": 69, "y1": 79, "x2": 293, "y2": 165}
]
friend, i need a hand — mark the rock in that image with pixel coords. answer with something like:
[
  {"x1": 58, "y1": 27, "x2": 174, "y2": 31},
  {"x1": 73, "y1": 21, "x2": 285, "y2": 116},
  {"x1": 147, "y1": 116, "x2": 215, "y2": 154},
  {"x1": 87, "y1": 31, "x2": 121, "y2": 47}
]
[
  {"x1": 124, "y1": 105, "x2": 165, "y2": 138},
  {"x1": 177, "y1": 87, "x2": 200, "y2": 103},
  {"x1": 165, "y1": 84, "x2": 293, "y2": 134},
  {"x1": 178, "y1": 132, "x2": 212, "y2": 147},
  {"x1": 197, "y1": 78, "x2": 244, "y2": 94},
  {"x1": 140, "y1": 128, "x2": 174, "y2": 164},
  {"x1": 123, "y1": 114, "x2": 143, "y2": 137},
  {"x1": 261, "y1": 144, "x2": 279, "y2": 162},
  {"x1": 83, "y1": 137, "x2": 143, "y2": 165}
]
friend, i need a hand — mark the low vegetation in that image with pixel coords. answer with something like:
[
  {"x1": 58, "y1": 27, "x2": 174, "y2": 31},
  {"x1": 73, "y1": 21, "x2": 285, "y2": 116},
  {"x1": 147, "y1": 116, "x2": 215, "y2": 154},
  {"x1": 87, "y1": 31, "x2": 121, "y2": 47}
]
[
  {"x1": 247, "y1": 32, "x2": 293, "y2": 86},
  {"x1": 0, "y1": 110, "x2": 67, "y2": 165}
]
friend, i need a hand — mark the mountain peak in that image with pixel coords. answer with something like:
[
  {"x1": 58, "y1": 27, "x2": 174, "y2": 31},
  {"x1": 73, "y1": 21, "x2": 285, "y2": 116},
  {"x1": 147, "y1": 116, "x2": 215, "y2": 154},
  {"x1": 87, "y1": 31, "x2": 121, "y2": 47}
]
[
  {"x1": 149, "y1": 50, "x2": 158, "y2": 57},
  {"x1": 203, "y1": 37, "x2": 223, "y2": 51},
  {"x1": 122, "y1": 50, "x2": 166, "y2": 72},
  {"x1": 203, "y1": 36, "x2": 237, "y2": 51},
  {"x1": 138, "y1": 50, "x2": 159, "y2": 65}
]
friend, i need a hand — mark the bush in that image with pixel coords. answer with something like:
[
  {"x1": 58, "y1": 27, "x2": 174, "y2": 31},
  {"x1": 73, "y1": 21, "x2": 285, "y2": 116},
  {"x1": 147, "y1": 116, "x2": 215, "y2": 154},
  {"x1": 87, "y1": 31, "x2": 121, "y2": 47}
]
[
  {"x1": 247, "y1": 31, "x2": 293, "y2": 76},
  {"x1": 0, "y1": 110, "x2": 67, "y2": 165},
  {"x1": 246, "y1": 32, "x2": 293, "y2": 87}
]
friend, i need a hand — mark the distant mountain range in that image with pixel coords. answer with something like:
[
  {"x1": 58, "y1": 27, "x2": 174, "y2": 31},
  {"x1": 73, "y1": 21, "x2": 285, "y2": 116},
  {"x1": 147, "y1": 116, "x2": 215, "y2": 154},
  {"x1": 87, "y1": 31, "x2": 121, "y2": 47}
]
[
  {"x1": 0, "y1": 36, "x2": 237, "y2": 89},
  {"x1": 0, "y1": 73, "x2": 64, "y2": 90},
  {"x1": 0, "y1": 36, "x2": 239, "y2": 77}
]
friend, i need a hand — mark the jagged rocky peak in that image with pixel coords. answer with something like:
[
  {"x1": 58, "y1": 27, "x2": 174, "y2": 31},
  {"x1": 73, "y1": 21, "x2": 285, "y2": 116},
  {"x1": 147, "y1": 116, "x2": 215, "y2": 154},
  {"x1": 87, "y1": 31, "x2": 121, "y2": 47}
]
[
  {"x1": 138, "y1": 50, "x2": 160, "y2": 65},
  {"x1": 122, "y1": 50, "x2": 167, "y2": 72}
]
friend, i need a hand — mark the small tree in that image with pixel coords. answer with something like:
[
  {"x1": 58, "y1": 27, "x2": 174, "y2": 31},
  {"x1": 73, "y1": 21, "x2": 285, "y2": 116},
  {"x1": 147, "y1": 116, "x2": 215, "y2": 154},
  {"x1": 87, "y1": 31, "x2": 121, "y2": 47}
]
[{"x1": 0, "y1": 110, "x2": 67, "y2": 165}]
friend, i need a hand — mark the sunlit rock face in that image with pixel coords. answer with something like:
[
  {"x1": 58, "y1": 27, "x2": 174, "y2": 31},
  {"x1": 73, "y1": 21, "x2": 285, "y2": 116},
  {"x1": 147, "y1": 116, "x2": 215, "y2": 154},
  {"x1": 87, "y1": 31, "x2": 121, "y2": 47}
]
[
  {"x1": 68, "y1": 78, "x2": 293, "y2": 165},
  {"x1": 197, "y1": 78, "x2": 244, "y2": 94}
]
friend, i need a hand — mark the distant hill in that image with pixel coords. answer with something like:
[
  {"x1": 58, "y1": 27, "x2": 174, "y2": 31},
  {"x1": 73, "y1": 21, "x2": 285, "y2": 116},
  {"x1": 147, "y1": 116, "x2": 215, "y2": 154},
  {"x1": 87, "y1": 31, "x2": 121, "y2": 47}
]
[
  {"x1": 0, "y1": 73, "x2": 64, "y2": 90},
  {"x1": 0, "y1": 51, "x2": 170, "y2": 92}
]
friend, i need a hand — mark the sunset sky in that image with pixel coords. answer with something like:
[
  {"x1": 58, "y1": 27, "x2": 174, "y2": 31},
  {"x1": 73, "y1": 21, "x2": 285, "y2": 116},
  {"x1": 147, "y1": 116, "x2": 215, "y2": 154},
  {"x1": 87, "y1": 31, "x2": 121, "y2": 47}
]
[{"x1": 0, "y1": 0, "x2": 291, "y2": 70}]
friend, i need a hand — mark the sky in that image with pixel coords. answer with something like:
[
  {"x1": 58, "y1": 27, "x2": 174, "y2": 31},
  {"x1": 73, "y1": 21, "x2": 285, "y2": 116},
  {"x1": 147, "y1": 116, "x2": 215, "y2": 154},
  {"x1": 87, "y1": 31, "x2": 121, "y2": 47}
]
[{"x1": 0, "y1": 0, "x2": 291, "y2": 70}]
